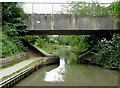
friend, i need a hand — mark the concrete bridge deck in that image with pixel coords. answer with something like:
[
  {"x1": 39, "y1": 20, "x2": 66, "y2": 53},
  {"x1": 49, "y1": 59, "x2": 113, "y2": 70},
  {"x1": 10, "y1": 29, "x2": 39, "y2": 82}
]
[{"x1": 24, "y1": 14, "x2": 120, "y2": 35}]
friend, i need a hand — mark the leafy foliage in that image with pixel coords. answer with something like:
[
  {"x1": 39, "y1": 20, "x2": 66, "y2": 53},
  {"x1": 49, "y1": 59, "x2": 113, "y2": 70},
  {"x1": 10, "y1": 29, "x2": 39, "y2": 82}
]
[
  {"x1": 110, "y1": 1, "x2": 120, "y2": 19},
  {"x1": 60, "y1": 1, "x2": 120, "y2": 19},
  {"x1": 2, "y1": 34, "x2": 27, "y2": 58},
  {"x1": 2, "y1": 2, "x2": 28, "y2": 36},
  {"x1": 55, "y1": 35, "x2": 91, "y2": 56},
  {"x1": 24, "y1": 35, "x2": 39, "y2": 45},
  {"x1": 24, "y1": 35, "x2": 50, "y2": 45},
  {"x1": 90, "y1": 33, "x2": 120, "y2": 69},
  {"x1": 59, "y1": 1, "x2": 113, "y2": 15},
  {"x1": 35, "y1": 37, "x2": 46, "y2": 48},
  {"x1": 2, "y1": 2, "x2": 28, "y2": 58}
]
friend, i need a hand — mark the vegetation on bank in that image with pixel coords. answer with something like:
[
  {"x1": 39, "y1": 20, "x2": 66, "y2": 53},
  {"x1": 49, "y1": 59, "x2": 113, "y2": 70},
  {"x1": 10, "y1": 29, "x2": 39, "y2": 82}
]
[
  {"x1": 2, "y1": 34, "x2": 27, "y2": 58},
  {"x1": 55, "y1": 35, "x2": 91, "y2": 56},
  {"x1": 90, "y1": 33, "x2": 120, "y2": 69},
  {"x1": 24, "y1": 35, "x2": 68, "y2": 54},
  {"x1": 24, "y1": 35, "x2": 91, "y2": 56},
  {"x1": 2, "y1": 2, "x2": 28, "y2": 58},
  {"x1": 24, "y1": 33, "x2": 120, "y2": 70}
]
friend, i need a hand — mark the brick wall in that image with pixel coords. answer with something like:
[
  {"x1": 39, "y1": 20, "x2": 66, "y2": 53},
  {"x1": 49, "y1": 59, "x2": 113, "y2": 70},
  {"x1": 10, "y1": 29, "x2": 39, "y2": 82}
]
[{"x1": 0, "y1": 53, "x2": 29, "y2": 67}]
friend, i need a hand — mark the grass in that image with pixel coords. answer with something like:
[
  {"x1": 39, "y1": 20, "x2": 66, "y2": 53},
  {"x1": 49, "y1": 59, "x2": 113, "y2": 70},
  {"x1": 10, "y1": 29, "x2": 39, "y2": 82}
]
[
  {"x1": 0, "y1": 57, "x2": 29, "y2": 69},
  {"x1": 0, "y1": 58, "x2": 44, "y2": 82},
  {"x1": 35, "y1": 44, "x2": 69, "y2": 55}
]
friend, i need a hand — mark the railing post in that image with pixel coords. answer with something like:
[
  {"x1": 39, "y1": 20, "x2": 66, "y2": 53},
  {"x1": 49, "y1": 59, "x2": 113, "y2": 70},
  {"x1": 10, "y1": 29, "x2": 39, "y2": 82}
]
[
  {"x1": 31, "y1": 3, "x2": 34, "y2": 30},
  {"x1": 51, "y1": 3, "x2": 54, "y2": 30}
]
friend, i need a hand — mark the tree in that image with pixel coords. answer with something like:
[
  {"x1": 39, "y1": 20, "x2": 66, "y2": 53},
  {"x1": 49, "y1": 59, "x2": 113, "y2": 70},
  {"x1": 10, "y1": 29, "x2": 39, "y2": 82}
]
[
  {"x1": 110, "y1": 1, "x2": 120, "y2": 19},
  {"x1": 56, "y1": 35, "x2": 90, "y2": 56},
  {"x1": 2, "y1": 2, "x2": 27, "y2": 36},
  {"x1": 59, "y1": 1, "x2": 113, "y2": 15},
  {"x1": 2, "y1": 2, "x2": 28, "y2": 58}
]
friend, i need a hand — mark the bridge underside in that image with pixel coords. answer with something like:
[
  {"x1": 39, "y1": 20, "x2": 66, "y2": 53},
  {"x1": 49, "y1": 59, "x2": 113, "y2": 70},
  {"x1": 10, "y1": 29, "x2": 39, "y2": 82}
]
[{"x1": 27, "y1": 30, "x2": 120, "y2": 35}]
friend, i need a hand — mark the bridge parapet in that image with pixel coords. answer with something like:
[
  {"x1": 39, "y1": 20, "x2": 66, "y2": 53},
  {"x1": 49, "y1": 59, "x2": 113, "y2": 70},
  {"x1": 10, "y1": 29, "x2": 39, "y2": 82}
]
[{"x1": 24, "y1": 14, "x2": 120, "y2": 31}]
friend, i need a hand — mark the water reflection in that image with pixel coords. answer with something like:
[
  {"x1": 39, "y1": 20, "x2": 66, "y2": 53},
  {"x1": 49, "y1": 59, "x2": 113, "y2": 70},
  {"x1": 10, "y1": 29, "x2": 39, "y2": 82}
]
[
  {"x1": 44, "y1": 58, "x2": 65, "y2": 82},
  {"x1": 43, "y1": 57, "x2": 118, "y2": 86}
]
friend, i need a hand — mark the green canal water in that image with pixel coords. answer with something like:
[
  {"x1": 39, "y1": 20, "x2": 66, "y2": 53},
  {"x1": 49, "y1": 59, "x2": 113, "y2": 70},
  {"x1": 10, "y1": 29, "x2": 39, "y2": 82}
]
[{"x1": 15, "y1": 48, "x2": 119, "y2": 86}]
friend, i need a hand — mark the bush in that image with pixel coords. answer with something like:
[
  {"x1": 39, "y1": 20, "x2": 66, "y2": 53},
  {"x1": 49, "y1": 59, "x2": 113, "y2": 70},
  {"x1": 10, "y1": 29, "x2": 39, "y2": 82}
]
[
  {"x1": 2, "y1": 34, "x2": 27, "y2": 58},
  {"x1": 110, "y1": 1, "x2": 120, "y2": 19},
  {"x1": 49, "y1": 39, "x2": 55, "y2": 44},
  {"x1": 1, "y1": 2, "x2": 28, "y2": 58},
  {"x1": 55, "y1": 35, "x2": 90, "y2": 56},
  {"x1": 90, "y1": 33, "x2": 120, "y2": 69},
  {"x1": 24, "y1": 35, "x2": 39, "y2": 45},
  {"x1": 35, "y1": 37, "x2": 46, "y2": 48}
]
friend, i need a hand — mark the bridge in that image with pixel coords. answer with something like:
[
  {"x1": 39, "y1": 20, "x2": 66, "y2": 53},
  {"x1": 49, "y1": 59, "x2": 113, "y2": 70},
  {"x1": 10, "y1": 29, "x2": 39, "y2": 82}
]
[
  {"x1": 24, "y1": 14, "x2": 120, "y2": 35},
  {"x1": 23, "y1": 2, "x2": 120, "y2": 35}
]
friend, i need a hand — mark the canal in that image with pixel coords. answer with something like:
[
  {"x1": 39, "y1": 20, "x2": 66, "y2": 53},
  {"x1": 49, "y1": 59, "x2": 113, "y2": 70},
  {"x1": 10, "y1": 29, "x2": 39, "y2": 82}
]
[{"x1": 15, "y1": 48, "x2": 118, "y2": 86}]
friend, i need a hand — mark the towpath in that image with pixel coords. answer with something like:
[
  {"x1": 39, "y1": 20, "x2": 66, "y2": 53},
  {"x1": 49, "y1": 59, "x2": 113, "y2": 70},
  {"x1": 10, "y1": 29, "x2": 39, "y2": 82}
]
[{"x1": 0, "y1": 57, "x2": 43, "y2": 79}]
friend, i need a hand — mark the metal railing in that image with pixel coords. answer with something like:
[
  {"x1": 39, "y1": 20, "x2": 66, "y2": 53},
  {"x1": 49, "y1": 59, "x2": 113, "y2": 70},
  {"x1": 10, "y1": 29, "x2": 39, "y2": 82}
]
[{"x1": 23, "y1": 2, "x2": 115, "y2": 15}]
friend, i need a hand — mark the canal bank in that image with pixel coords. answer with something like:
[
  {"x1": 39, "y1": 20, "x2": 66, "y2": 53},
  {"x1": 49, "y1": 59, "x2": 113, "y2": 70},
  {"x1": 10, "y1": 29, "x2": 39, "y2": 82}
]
[
  {"x1": 15, "y1": 48, "x2": 119, "y2": 86},
  {"x1": 0, "y1": 57, "x2": 60, "y2": 88},
  {"x1": 0, "y1": 46, "x2": 119, "y2": 87},
  {"x1": 77, "y1": 48, "x2": 120, "y2": 70},
  {"x1": 0, "y1": 47, "x2": 60, "y2": 88}
]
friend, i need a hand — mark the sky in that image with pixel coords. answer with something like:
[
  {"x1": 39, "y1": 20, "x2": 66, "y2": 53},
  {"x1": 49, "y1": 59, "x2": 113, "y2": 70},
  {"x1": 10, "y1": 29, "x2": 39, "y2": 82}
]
[
  {"x1": 0, "y1": 0, "x2": 116, "y2": 14},
  {"x1": 0, "y1": 0, "x2": 116, "y2": 3},
  {"x1": 22, "y1": 0, "x2": 116, "y2": 14}
]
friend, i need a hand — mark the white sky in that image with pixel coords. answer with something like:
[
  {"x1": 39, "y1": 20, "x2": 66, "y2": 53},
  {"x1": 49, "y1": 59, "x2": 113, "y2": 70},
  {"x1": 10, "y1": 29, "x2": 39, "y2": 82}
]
[
  {"x1": 1, "y1": 0, "x2": 116, "y2": 14},
  {"x1": 22, "y1": 0, "x2": 116, "y2": 14},
  {"x1": 21, "y1": 0, "x2": 116, "y2": 14},
  {"x1": 0, "y1": 0, "x2": 116, "y2": 3}
]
